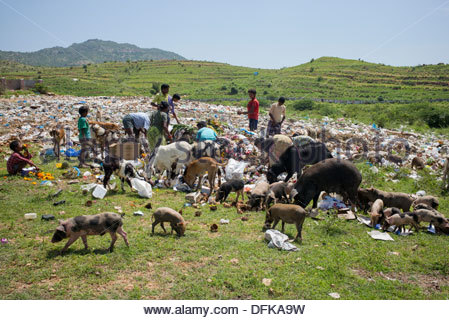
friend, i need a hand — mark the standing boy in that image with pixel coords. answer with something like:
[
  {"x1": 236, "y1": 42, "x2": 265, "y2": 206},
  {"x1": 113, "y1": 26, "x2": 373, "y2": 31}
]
[
  {"x1": 238, "y1": 89, "x2": 259, "y2": 131},
  {"x1": 78, "y1": 105, "x2": 91, "y2": 168},
  {"x1": 151, "y1": 84, "x2": 170, "y2": 107},
  {"x1": 267, "y1": 97, "x2": 286, "y2": 136},
  {"x1": 148, "y1": 101, "x2": 172, "y2": 150},
  {"x1": 167, "y1": 93, "x2": 181, "y2": 124}
]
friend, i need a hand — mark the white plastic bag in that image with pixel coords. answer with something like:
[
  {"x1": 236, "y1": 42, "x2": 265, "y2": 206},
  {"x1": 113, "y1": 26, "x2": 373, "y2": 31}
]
[
  {"x1": 131, "y1": 178, "x2": 152, "y2": 198},
  {"x1": 265, "y1": 229, "x2": 298, "y2": 251},
  {"x1": 225, "y1": 158, "x2": 248, "y2": 181}
]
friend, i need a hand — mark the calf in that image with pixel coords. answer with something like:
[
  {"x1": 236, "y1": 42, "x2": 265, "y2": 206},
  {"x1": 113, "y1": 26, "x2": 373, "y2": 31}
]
[
  {"x1": 51, "y1": 212, "x2": 129, "y2": 253},
  {"x1": 265, "y1": 204, "x2": 307, "y2": 243},
  {"x1": 151, "y1": 207, "x2": 187, "y2": 237},
  {"x1": 215, "y1": 179, "x2": 245, "y2": 203}
]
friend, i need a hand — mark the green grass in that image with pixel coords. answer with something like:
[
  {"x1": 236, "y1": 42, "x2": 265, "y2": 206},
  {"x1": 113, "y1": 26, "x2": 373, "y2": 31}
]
[{"x1": 0, "y1": 151, "x2": 448, "y2": 299}]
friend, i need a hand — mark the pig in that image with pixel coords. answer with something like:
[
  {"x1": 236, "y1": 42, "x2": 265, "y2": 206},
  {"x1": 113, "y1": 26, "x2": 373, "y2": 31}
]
[
  {"x1": 412, "y1": 196, "x2": 439, "y2": 210},
  {"x1": 266, "y1": 142, "x2": 332, "y2": 184},
  {"x1": 369, "y1": 199, "x2": 384, "y2": 227},
  {"x1": 151, "y1": 207, "x2": 187, "y2": 237},
  {"x1": 51, "y1": 212, "x2": 129, "y2": 253},
  {"x1": 265, "y1": 204, "x2": 307, "y2": 242},
  {"x1": 247, "y1": 181, "x2": 270, "y2": 211},
  {"x1": 293, "y1": 158, "x2": 362, "y2": 209},
  {"x1": 215, "y1": 179, "x2": 245, "y2": 203},
  {"x1": 410, "y1": 208, "x2": 448, "y2": 229},
  {"x1": 411, "y1": 156, "x2": 425, "y2": 170},
  {"x1": 383, "y1": 213, "x2": 420, "y2": 233},
  {"x1": 266, "y1": 181, "x2": 290, "y2": 207},
  {"x1": 357, "y1": 188, "x2": 414, "y2": 212}
]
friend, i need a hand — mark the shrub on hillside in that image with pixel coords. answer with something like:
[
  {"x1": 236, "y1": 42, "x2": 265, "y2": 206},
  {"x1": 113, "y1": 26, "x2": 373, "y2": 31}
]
[
  {"x1": 293, "y1": 99, "x2": 315, "y2": 111},
  {"x1": 34, "y1": 83, "x2": 48, "y2": 94},
  {"x1": 230, "y1": 87, "x2": 238, "y2": 95}
]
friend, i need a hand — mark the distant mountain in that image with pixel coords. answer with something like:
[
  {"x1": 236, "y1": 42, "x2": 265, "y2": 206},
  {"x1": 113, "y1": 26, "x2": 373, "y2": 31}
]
[{"x1": 0, "y1": 39, "x2": 186, "y2": 67}]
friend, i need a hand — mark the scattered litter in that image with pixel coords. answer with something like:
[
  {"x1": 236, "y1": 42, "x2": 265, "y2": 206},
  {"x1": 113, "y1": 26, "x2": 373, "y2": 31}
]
[
  {"x1": 92, "y1": 185, "x2": 107, "y2": 199},
  {"x1": 225, "y1": 159, "x2": 248, "y2": 181},
  {"x1": 220, "y1": 219, "x2": 229, "y2": 224},
  {"x1": 210, "y1": 224, "x2": 218, "y2": 232},
  {"x1": 24, "y1": 213, "x2": 37, "y2": 220},
  {"x1": 53, "y1": 200, "x2": 65, "y2": 206},
  {"x1": 329, "y1": 292, "x2": 341, "y2": 299},
  {"x1": 416, "y1": 190, "x2": 426, "y2": 197},
  {"x1": 41, "y1": 214, "x2": 55, "y2": 221},
  {"x1": 262, "y1": 278, "x2": 272, "y2": 286},
  {"x1": 133, "y1": 211, "x2": 144, "y2": 216},
  {"x1": 1, "y1": 238, "x2": 8, "y2": 244},
  {"x1": 195, "y1": 211, "x2": 202, "y2": 217},
  {"x1": 318, "y1": 195, "x2": 347, "y2": 210},
  {"x1": 265, "y1": 229, "x2": 298, "y2": 251},
  {"x1": 210, "y1": 204, "x2": 218, "y2": 211},
  {"x1": 130, "y1": 178, "x2": 152, "y2": 198},
  {"x1": 185, "y1": 192, "x2": 201, "y2": 203},
  {"x1": 85, "y1": 200, "x2": 93, "y2": 207},
  {"x1": 50, "y1": 189, "x2": 63, "y2": 198},
  {"x1": 367, "y1": 230, "x2": 394, "y2": 241}
]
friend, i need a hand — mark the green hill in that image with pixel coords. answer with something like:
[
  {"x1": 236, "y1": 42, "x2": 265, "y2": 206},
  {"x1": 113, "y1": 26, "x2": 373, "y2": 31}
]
[
  {"x1": 1, "y1": 56, "x2": 448, "y2": 103},
  {"x1": 0, "y1": 39, "x2": 185, "y2": 67}
]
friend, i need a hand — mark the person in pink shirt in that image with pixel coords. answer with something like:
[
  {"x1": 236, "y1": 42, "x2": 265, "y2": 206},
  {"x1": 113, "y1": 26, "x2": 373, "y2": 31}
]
[
  {"x1": 238, "y1": 89, "x2": 259, "y2": 131},
  {"x1": 6, "y1": 140, "x2": 39, "y2": 175}
]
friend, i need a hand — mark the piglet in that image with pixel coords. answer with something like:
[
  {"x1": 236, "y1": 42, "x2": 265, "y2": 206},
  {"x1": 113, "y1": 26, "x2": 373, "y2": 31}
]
[
  {"x1": 383, "y1": 213, "x2": 420, "y2": 233},
  {"x1": 51, "y1": 212, "x2": 129, "y2": 253},
  {"x1": 369, "y1": 199, "x2": 384, "y2": 227},
  {"x1": 152, "y1": 207, "x2": 187, "y2": 237},
  {"x1": 265, "y1": 203, "x2": 307, "y2": 243}
]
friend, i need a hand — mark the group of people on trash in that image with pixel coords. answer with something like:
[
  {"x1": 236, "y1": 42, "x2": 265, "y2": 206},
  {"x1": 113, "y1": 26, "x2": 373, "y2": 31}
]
[{"x1": 6, "y1": 84, "x2": 289, "y2": 175}]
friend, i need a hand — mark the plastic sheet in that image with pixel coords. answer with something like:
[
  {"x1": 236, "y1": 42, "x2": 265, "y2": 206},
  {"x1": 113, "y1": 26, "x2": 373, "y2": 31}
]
[{"x1": 265, "y1": 229, "x2": 299, "y2": 251}]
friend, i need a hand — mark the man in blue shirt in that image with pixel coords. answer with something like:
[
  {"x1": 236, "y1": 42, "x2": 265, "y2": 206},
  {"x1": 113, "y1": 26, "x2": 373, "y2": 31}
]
[
  {"x1": 167, "y1": 94, "x2": 181, "y2": 124},
  {"x1": 122, "y1": 112, "x2": 150, "y2": 140},
  {"x1": 196, "y1": 121, "x2": 217, "y2": 142}
]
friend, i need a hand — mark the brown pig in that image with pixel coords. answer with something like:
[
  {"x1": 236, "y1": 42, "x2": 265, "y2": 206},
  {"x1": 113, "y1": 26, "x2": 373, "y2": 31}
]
[
  {"x1": 412, "y1": 196, "x2": 439, "y2": 210},
  {"x1": 265, "y1": 204, "x2": 307, "y2": 243},
  {"x1": 151, "y1": 207, "x2": 187, "y2": 236},
  {"x1": 51, "y1": 212, "x2": 129, "y2": 253}
]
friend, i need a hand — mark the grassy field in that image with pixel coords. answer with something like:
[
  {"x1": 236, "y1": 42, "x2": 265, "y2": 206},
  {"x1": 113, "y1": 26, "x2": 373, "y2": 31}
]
[
  {"x1": 1, "y1": 57, "x2": 449, "y2": 299},
  {"x1": 1, "y1": 57, "x2": 449, "y2": 102},
  {"x1": 0, "y1": 150, "x2": 448, "y2": 300}
]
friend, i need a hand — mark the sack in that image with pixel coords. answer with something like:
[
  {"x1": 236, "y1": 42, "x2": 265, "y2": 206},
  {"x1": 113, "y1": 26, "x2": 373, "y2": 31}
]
[
  {"x1": 225, "y1": 158, "x2": 248, "y2": 181},
  {"x1": 131, "y1": 178, "x2": 153, "y2": 198}
]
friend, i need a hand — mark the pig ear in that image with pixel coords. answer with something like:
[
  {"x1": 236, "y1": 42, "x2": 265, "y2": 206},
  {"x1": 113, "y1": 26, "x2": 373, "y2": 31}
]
[{"x1": 56, "y1": 225, "x2": 65, "y2": 232}]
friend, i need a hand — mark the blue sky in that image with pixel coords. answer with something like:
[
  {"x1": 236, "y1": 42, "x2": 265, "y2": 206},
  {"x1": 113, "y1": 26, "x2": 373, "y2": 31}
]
[{"x1": 0, "y1": 0, "x2": 448, "y2": 68}]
